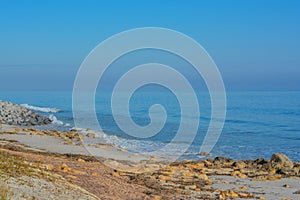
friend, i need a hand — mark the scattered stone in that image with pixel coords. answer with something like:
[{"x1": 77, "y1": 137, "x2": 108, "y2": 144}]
[
  {"x1": 219, "y1": 190, "x2": 239, "y2": 198},
  {"x1": 66, "y1": 175, "x2": 77, "y2": 179},
  {"x1": 42, "y1": 164, "x2": 54, "y2": 170},
  {"x1": 56, "y1": 163, "x2": 71, "y2": 172},
  {"x1": 239, "y1": 186, "x2": 247, "y2": 190},
  {"x1": 283, "y1": 184, "x2": 290, "y2": 188},
  {"x1": 77, "y1": 158, "x2": 85, "y2": 162},
  {"x1": 293, "y1": 190, "x2": 300, "y2": 194},
  {"x1": 71, "y1": 169, "x2": 86, "y2": 175}
]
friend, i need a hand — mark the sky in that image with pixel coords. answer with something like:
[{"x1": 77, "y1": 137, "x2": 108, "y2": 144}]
[{"x1": 0, "y1": 0, "x2": 299, "y2": 90}]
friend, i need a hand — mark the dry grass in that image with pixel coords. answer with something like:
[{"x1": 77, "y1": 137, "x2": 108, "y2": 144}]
[
  {"x1": 0, "y1": 150, "x2": 36, "y2": 178},
  {"x1": 0, "y1": 182, "x2": 11, "y2": 200}
]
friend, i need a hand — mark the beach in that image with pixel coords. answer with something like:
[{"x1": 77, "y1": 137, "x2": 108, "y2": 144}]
[
  {"x1": 0, "y1": 123, "x2": 299, "y2": 199},
  {"x1": 1, "y1": 0, "x2": 299, "y2": 199}
]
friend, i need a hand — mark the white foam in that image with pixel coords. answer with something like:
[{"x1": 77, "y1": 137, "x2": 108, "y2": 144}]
[
  {"x1": 49, "y1": 114, "x2": 64, "y2": 125},
  {"x1": 21, "y1": 104, "x2": 61, "y2": 113},
  {"x1": 64, "y1": 123, "x2": 71, "y2": 127}
]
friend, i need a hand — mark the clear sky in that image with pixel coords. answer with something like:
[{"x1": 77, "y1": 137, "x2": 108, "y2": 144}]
[{"x1": 0, "y1": 0, "x2": 299, "y2": 90}]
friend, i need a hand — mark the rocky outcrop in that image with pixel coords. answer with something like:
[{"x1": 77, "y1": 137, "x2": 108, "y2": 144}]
[
  {"x1": 270, "y1": 153, "x2": 294, "y2": 169},
  {"x1": 0, "y1": 100, "x2": 52, "y2": 126}
]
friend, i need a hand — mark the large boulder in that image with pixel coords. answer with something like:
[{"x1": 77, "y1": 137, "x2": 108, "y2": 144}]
[{"x1": 270, "y1": 153, "x2": 294, "y2": 169}]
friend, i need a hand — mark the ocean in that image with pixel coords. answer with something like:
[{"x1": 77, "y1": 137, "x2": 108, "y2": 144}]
[{"x1": 1, "y1": 90, "x2": 299, "y2": 161}]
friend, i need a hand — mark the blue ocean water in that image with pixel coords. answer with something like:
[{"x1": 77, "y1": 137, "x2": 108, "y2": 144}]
[{"x1": 1, "y1": 90, "x2": 299, "y2": 161}]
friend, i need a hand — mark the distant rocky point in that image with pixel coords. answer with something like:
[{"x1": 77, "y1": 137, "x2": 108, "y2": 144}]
[{"x1": 0, "y1": 100, "x2": 52, "y2": 126}]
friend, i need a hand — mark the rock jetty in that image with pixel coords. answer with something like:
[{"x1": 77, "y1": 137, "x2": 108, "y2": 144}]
[{"x1": 0, "y1": 100, "x2": 52, "y2": 126}]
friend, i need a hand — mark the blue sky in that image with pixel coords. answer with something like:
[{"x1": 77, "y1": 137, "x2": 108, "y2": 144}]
[{"x1": 0, "y1": 0, "x2": 299, "y2": 90}]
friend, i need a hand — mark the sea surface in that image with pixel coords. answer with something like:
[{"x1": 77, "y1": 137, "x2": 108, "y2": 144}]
[{"x1": 1, "y1": 90, "x2": 299, "y2": 161}]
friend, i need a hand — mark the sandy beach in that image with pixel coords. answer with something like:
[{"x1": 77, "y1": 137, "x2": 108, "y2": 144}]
[{"x1": 0, "y1": 124, "x2": 299, "y2": 199}]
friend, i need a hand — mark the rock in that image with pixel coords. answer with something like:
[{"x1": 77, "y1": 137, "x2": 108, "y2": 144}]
[
  {"x1": 86, "y1": 133, "x2": 96, "y2": 138},
  {"x1": 239, "y1": 186, "x2": 247, "y2": 190},
  {"x1": 238, "y1": 192, "x2": 251, "y2": 198},
  {"x1": 77, "y1": 158, "x2": 85, "y2": 162},
  {"x1": 197, "y1": 174, "x2": 209, "y2": 181},
  {"x1": 219, "y1": 190, "x2": 239, "y2": 198},
  {"x1": 283, "y1": 184, "x2": 290, "y2": 188},
  {"x1": 214, "y1": 157, "x2": 233, "y2": 163},
  {"x1": 294, "y1": 190, "x2": 300, "y2": 194},
  {"x1": 112, "y1": 171, "x2": 120, "y2": 177},
  {"x1": 252, "y1": 175, "x2": 282, "y2": 181},
  {"x1": 232, "y1": 161, "x2": 246, "y2": 169},
  {"x1": 42, "y1": 164, "x2": 54, "y2": 170},
  {"x1": 278, "y1": 168, "x2": 299, "y2": 176},
  {"x1": 158, "y1": 175, "x2": 170, "y2": 181},
  {"x1": 0, "y1": 100, "x2": 52, "y2": 126},
  {"x1": 71, "y1": 169, "x2": 86, "y2": 175},
  {"x1": 199, "y1": 152, "x2": 210, "y2": 156},
  {"x1": 270, "y1": 153, "x2": 294, "y2": 169},
  {"x1": 189, "y1": 163, "x2": 205, "y2": 169},
  {"x1": 184, "y1": 185, "x2": 197, "y2": 190},
  {"x1": 254, "y1": 158, "x2": 269, "y2": 165},
  {"x1": 151, "y1": 195, "x2": 162, "y2": 200},
  {"x1": 57, "y1": 163, "x2": 71, "y2": 172},
  {"x1": 66, "y1": 175, "x2": 77, "y2": 179}
]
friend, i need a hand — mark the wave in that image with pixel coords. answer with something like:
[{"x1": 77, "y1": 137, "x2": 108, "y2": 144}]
[
  {"x1": 21, "y1": 103, "x2": 61, "y2": 113},
  {"x1": 72, "y1": 127, "x2": 188, "y2": 158},
  {"x1": 49, "y1": 114, "x2": 64, "y2": 125}
]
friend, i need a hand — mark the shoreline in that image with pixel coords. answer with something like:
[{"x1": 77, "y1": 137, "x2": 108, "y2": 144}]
[{"x1": 0, "y1": 124, "x2": 299, "y2": 199}]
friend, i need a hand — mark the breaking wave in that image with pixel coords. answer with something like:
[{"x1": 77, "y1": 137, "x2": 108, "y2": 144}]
[{"x1": 21, "y1": 104, "x2": 61, "y2": 113}]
